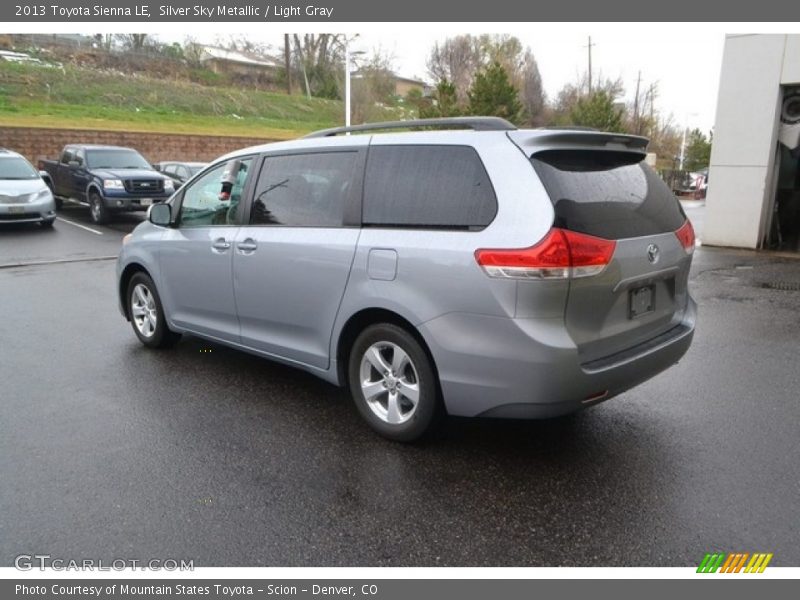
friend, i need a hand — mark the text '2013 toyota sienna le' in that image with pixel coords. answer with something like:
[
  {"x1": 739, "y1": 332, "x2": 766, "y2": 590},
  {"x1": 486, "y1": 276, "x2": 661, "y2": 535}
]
[{"x1": 117, "y1": 117, "x2": 696, "y2": 441}]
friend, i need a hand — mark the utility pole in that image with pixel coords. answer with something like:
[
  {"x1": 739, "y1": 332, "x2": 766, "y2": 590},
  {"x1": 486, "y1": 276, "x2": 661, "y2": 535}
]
[
  {"x1": 633, "y1": 71, "x2": 642, "y2": 134},
  {"x1": 586, "y1": 36, "x2": 595, "y2": 93},
  {"x1": 284, "y1": 34, "x2": 292, "y2": 95},
  {"x1": 345, "y1": 42, "x2": 351, "y2": 127}
]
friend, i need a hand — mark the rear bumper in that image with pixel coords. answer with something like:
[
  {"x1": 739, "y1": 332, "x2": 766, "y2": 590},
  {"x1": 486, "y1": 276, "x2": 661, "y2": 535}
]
[{"x1": 419, "y1": 298, "x2": 696, "y2": 418}]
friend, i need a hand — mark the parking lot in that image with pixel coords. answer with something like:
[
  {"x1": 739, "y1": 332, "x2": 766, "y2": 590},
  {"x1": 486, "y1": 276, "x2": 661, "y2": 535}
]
[{"x1": 1, "y1": 202, "x2": 799, "y2": 567}]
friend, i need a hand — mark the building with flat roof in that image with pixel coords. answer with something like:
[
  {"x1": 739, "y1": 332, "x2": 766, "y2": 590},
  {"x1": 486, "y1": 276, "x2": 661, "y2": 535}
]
[{"x1": 706, "y1": 34, "x2": 800, "y2": 252}]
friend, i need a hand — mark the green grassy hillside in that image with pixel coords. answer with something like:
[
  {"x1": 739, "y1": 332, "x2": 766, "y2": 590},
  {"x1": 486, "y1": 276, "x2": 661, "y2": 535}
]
[{"x1": 0, "y1": 61, "x2": 400, "y2": 138}]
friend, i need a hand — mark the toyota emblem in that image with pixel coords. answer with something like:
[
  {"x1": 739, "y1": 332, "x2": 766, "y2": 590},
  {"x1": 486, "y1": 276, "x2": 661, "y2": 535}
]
[{"x1": 647, "y1": 243, "x2": 660, "y2": 264}]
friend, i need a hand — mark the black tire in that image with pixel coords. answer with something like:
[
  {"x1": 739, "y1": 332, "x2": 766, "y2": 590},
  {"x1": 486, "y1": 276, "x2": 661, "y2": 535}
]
[
  {"x1": 40, "y1": 218, "x2": 55, "y2": 229},
  {"x1": 348, "y1": 323, "x2": 442, "y2": 442},
  {"x1": 126, "y1": 272, "x2": 181, "y2": 349},
  {"x1": 54, "y1": 197, "x2": 63, "y2": 210},
  {"x1": 88, "y1": 190, "x2": 110, "y2": 225}
]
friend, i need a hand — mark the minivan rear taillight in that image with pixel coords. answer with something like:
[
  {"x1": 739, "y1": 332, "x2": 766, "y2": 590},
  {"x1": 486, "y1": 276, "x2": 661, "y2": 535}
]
[
  {"x1": 675, "y1": 220, "x2": 695, "y2": 254},
  {"x1": 475, "y1": 228, "x2": 616, "y2": 280}
]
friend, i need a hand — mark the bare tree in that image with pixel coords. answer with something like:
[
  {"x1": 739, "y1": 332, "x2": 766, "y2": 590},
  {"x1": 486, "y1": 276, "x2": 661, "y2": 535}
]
[
  {"x1": 115, "y1": 34, "x2": 149, "y2": 51},
  {"x1": 628, "y1": 76, "x2": 659, "y2": 136},
  {"x1": 215, "y1": 35, "x2": 275, "y2": 60},
  {"x1": 292, "y1": 34, "x2": 345, "y2": 99},
  {"x1": 480, "y1": 34, "x2": 524, "y2": 75},
  {"x1": 93, "y1": 34, "x2": 114, "y2": 51},
  {"x1": 519, "y1": 49, "x2": 546, "y2": 125},
  {"x1": 427, "y1": 34, "x2": 545, "y2": 123},
  {"x1": 426, "y1": 35, "x2": 483, "y2": 104},
  {"x1": 182, "y1": 36, "x2": 204, "y2": 65},
  {"x1": 351, "y1": 49, "x2": 396, "y2": 124}
]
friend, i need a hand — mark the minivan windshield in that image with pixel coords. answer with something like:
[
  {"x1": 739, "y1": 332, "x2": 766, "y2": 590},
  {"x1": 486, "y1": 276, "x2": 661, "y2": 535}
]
[
  {"x1": 0, "y1": 156, "x2": 39, "y2": 180},
  {"x1": 86, "y1": 149, "x2": 152, "y2": 170}
]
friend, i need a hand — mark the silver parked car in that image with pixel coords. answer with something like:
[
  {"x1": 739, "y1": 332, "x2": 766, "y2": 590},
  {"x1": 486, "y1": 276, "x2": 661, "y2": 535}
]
[
  {"x1": 0, "y1": 148, "x2": 56, "y2": 228},
  {"x1": 116, "y1": 118, "x2": 696, "y2": 441}
]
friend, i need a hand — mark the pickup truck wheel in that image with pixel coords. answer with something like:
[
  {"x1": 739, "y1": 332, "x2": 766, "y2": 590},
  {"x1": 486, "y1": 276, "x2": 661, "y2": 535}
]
[
  {"x1": 88, "y1": 190, "x2": 110, "y2": 225},
  {"x1": 127, "y1": 272, "x2": 181, "y2": 349}
]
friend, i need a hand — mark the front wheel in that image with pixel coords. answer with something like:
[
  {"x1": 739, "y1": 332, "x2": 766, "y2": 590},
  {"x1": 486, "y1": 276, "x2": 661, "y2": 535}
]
[
  {"x1": 127, "y1": 272, "x2": 181, "y2": 348},
  {"x1": 348, "y1": 323, "x2": 441, "y2": 442},
  {"x1": 88, "y1": 190, "x2": 109, "y2": 225}
]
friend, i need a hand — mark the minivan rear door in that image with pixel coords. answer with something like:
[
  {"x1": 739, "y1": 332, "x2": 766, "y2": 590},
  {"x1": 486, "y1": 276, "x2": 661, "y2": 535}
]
[{"x1": 509, "y1": 131, "x2": 694, "y2": 364}]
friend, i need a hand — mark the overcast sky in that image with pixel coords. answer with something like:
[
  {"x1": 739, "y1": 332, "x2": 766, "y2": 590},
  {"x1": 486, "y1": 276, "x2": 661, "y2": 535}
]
[
  {"x1": 155, "y1": 25, "x2": 724, "y2": 133},
  {"x1": 354, "y1": 28, "x2": 724, "y2": 133}
]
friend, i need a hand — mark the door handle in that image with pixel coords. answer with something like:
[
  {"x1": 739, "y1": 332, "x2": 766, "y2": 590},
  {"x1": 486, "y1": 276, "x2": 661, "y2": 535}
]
[
  {"x1": 236, "y1": 238, "x2": 258, "y2": 254},
  {"x1": 211, "y1": 238, "x2": 231, "y2": 252}
]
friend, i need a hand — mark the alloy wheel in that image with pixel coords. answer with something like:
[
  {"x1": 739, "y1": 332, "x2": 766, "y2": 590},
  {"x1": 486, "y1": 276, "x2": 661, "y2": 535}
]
[
  {"x1": 359, "y1": 341, "x2": 420, "y2": 425},
  {"x1": 131, "y1": 283, "x2": 157, "y2": 338}
]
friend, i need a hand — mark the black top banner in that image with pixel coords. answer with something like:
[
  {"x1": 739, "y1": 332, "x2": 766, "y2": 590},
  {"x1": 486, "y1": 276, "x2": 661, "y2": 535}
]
[{"x1": 4, "y1": 0, "x2": 800, "y2": 22}]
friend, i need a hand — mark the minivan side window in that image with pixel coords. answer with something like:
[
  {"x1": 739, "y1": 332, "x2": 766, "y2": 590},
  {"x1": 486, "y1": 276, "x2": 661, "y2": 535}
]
[
  {"x1": 362, "y1": 145, "x2": 497, "y2": 229},
  {"x1": 250, "y1": 152, "x2": 357, "y2": 227},
  {"x1": 179, "y1": 158, "x2": 252, "y2": 227}
]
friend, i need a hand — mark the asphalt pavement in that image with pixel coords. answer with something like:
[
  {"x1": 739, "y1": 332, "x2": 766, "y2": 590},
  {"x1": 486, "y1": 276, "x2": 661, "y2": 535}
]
[{"x1": 1, "y1": 204, "x2": 799, "y2": 567}]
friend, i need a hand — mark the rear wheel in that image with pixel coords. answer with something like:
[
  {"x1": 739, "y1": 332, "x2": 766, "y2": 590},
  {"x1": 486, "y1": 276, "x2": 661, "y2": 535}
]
[
  {"x1": 127, "y1": 272, "x2": 181, "y2": 349},
  {"x1": 348, "y1": 323, "x2": 441, "y2": 442},
  {"x1": 88, "y1": 190, "x2": 109, "y2": 225}
]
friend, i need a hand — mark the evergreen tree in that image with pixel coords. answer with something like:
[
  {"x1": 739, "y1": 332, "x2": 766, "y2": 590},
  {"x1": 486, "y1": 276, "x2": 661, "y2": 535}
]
[
  {"x1": 420, "y1": 79, "x2": 461, "y2": 118},
  {"x1": 684, "y1": 129, "x2": 712, "y2": 172},
  {"x1": 467, "y1": 62, "x2": 522, "y2": 123},
  {"x1": 569, "y1": 90, "x2": 625, "y2": 132}
]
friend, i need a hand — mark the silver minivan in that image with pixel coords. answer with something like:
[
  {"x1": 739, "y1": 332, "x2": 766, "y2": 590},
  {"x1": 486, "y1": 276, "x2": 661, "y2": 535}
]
[{"x1": 117, "y1": 118, "x2": 696, "y2": 441}]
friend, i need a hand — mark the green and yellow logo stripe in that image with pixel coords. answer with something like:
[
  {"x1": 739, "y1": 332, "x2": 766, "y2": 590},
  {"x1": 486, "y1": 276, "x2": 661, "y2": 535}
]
[{"x1": 697, "y1": 552, "x2": 773, "y2": 573}]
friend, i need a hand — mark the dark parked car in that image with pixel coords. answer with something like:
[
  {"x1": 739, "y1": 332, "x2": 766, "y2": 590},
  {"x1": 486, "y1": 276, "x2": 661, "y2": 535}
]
[
  {"x1": 153, "y1": 161, "x2": 206, "y2": 190},
  {"x1": 39, "y1": 145, "x2": 174, "y2": 224}
]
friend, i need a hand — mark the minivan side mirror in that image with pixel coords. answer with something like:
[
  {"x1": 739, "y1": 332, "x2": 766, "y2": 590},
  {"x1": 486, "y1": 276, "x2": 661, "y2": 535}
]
[{"x1": 148, "y1": 203, "x2": 171, "y2": 226}]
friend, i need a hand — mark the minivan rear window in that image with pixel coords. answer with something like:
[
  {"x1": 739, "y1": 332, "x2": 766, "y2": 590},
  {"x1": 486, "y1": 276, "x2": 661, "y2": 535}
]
[
  {"x1": 363, "y1": 145, "x2": 497, "y2": 229},
  {"x1": 531, "y1": 150, "x2": 686, "y2": 240}
]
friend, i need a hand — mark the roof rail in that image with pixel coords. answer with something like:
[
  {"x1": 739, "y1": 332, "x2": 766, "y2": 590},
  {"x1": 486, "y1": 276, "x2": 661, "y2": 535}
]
[{"x1": 303, "y1": 117, "x2": 517, "y2": 138}]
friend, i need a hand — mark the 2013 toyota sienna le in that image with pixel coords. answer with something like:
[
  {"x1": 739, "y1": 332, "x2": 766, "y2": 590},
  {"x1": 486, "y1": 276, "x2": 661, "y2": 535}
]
[{"x1": 116, "y1": 117, "x2": 696, "y2": 441}]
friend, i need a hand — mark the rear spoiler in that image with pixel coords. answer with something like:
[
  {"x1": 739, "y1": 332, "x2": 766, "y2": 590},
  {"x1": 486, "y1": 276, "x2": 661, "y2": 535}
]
[{"x1": 508, "y1": 129, "x2": 649, "y2": 158}]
